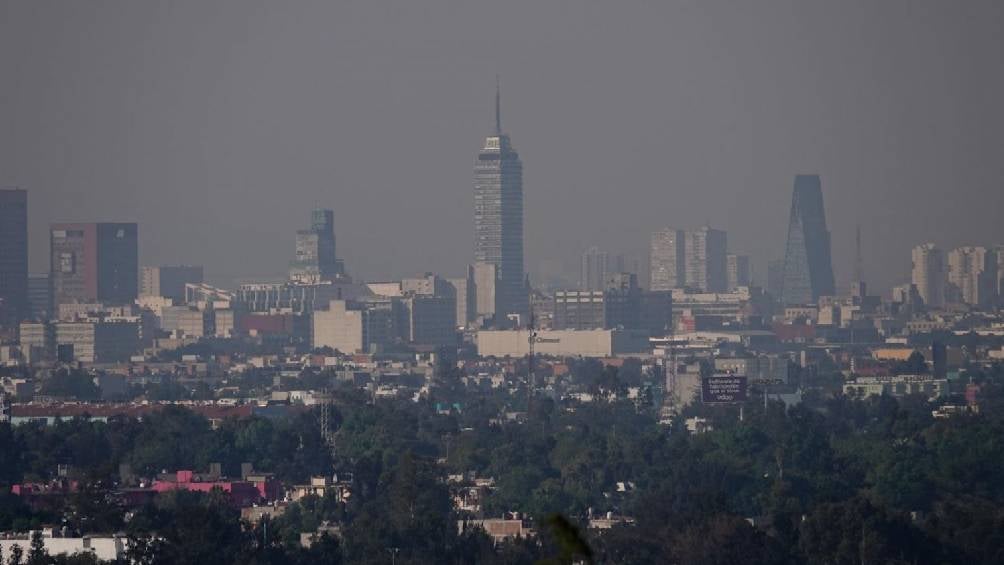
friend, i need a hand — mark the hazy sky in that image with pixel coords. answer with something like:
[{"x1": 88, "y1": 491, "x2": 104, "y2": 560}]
[{"x1": 3, "y1": 1, "x2": 1002, "y2": 294}]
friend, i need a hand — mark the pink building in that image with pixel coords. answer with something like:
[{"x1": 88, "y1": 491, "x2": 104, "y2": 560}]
[{"x1": 151, "y1": 470, "x2": 281, "y2": 507}]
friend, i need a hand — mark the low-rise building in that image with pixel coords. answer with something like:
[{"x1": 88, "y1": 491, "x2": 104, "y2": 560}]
[
  {"x1": 842, "y1": 374, "x2": 948, "y2": 400},
  {"x1": 476, "y1": 329, "x2": 650, "y2": 358},
  {"x1": 0, "y1": 531, "x2": 129, "y2": 562},
  {"x1": 457, "y1": 518, "x2": 535, "y2": 544}
]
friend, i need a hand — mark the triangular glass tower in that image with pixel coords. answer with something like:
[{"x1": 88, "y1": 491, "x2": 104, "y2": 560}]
[{"x1": 780, "y1": 175, "x2": 835, "y2": 305}]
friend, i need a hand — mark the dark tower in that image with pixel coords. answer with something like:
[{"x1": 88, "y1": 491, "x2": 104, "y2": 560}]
[
  {"x1": 0, "y1": 189, "x2": 28, "y2": 324},
  {"x1": 780, "y1": 175, "x2": 835, "y2": 305}
]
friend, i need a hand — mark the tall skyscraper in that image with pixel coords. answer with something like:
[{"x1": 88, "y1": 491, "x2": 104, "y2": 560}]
[
  {"x1": 911, "y1": 243, "x2": 945, "y2": 309},
  {"x1": 780, "y1": 175, "x2": 835, "y2": 305},
  {"x1": 0, "y1": 189, "x2": 28, "y2": 325},
  {"x1": 947, "y1": 246, "x2": 996, "y2": 307},
  {"x1": 473, "y1": 81, "x2": 527, "y2": 322},
  {"x1": 51, "y1": 223, "x2": 138, "y2": 308},
  {"x1": 290, "y1": 208, "x2": 344, "y2": 283},
  {"x1": 685, "y1": 226, "x2": 727, "y2": 293},
  {"x1": 726, "y1": 254, "x2": 752, "y2": 290},
  {"x1": 650, "y1": 228, "x2": 685, "y2": 291},
  {"x1": 580, "y1": 246, "x2": 609, "y2": 291}
]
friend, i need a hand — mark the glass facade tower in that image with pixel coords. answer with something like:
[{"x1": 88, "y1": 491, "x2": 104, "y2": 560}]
[
  {"x1": 474, "y1": 82, "x2": 527, "y2": 322},
  {"x1": 780, "y1": 175, "x2": 835, "y2": 305}
]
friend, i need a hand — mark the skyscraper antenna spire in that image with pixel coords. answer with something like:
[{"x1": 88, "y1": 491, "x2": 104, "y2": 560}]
[{"x1": 495, "y1": 75, "x2": 501, "y2": 135}]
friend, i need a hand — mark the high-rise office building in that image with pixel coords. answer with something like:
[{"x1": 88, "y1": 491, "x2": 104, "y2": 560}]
[
  {"x1": 766, "y1": 259, "x2": 785, "y2": 301},
  {"x1": 27, "y1": 273, "x2": 52, "y2": 321},
  {"x1": 447, "y1": 265, "x2": 476, "y2": 329},
  {"x1": 472, "y1": 262, "x2": 499, "y2": 321},
  {"x1": 650, "y1": 228, "x2": 685, "y2": 291},
  {"x1": 0, "y1": 189, "x2": 28, "y2": 324},
  {"x1": 726, "y1": 254, "x2": 752, "y2": 290},
  {"x1": 290, "y1": 209, "x2": 344, "y2": 283},
  {"x1": 140, "y1": 266, "x2": 204, "y2": 303},
  {"x1": 473, "y1": 82, "x2": 527, "y2": 322},
  {"x1": 50, "y1": 223, "x2": 138, "y2": 308},
  {"x1": 580, "y1": 246, "x2": 609, "y2": 291},
  {"x1": 614, "y1": 253, "x2": 642, "y2": 278},
  {"x1": 780, "y1": 175, "x2": 835, "y2": 305},
  {"x1": 947, "y1": 246, "x2": 996, "y2": 307},
  {"x1": 685, "y1": 226, "x2": 727, "y2": 293},
  {"x1": 911, "y1": 243, "x2": 945, "y2": 309}
]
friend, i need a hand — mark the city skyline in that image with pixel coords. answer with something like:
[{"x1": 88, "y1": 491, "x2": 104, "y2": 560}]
[
  {"x1": 3, "y1": 5, "x2": 1004, "y2": 562},
  {"x1": 3, "y1": 2, "x2": 1004, "y2": 294}
]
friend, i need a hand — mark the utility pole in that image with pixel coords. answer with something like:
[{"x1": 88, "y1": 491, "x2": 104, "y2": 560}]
[
  {"x1": 526, "y1": 287, "x2": 537, "y2": 405},
  {"x1": 319, "y1": 389, "x2": 336, "y2": 467}
]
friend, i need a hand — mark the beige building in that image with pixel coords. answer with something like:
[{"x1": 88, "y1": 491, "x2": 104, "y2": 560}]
[
  {"x1": 650, "y1": 227, "x2": 685, "y2": 291},
  {"x1": 947, "y1": 246, "x2": 996, "y2": 307},
  {"x1": 473, "y1": 262, "x2": 499, "y2": 320},
  {"x1": 54, "y1": 320, "x2": 140, "y2": 363},
  {"x1": 912, "y1": 243, "x2": 945, "y2": 308},
  {"x1": 312, "y1": 300, "x2": 366, "y2": 354},
  {"x1": 160, "y1": 305, "x2": 210, "y2": 338},
  {"x1": 476, "y1": 329, "x2": 650, "y2": 358}
]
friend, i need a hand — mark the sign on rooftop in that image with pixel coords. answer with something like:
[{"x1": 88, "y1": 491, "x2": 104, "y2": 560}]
[{"x1": 701, "y1": 374, "x2": 748, "y2": 404}]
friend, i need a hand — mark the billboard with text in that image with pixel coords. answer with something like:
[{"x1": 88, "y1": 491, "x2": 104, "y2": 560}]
[{"x1": 701, "y1": 374, "x2": 748, "y2": 404}]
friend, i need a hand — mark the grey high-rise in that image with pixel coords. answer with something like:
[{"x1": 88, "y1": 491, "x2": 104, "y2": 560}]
[
  {"x1": 580, "y1": 246, "x2": 609, "y2": 291},
  {"x1": 780, "y1": 175, "x2": 835, "y2": 305},
  {"x1": 650, "y1": 228, "x2": 685, "y2": 291},
  {"x1": 290, "y1": 209, "x2": 344, "y2": 283},
  {"x1": 0, "y1": 189, "x2": 28, "y2": 324},
  {"x1": 474, "y1": 82, "x2": 527, "y2": 322}
]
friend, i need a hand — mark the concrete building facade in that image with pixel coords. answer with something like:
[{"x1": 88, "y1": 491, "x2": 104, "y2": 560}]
[
  {"x1": 912, "y1": 243, "x2": 945, "y2": 309},
  {"x1": 684, "y1": 226, "x2": 728, "y2": 293},
  {"x1": 580, "y1": 246, "x2": 609, "y2": 291},
  {"x1": 140, "y1": 265, "x2": 204, "y2": 303},
  {"x1": 726, "y1": 254, "x2": 752, "y2": 290},
  {"x1": 946, "y1": 246, "x2": 996, "y2": 307},
  {"x1": 650, "y1": 228, "x2": 685, "y2": 291},
  {"x1": 50, "y1": 223, "x2": 138, "y2": 308}
]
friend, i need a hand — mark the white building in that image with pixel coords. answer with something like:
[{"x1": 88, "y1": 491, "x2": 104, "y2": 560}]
[{"x1": 0, "y1": 532, "x2": 129, "y2": 562}]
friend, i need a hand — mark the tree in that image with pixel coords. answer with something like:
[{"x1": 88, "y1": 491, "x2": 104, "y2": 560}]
[
  {"x1": 798, "y1": 496, "x2": 938, "y2": 564},
  {"x1": 670, "y1": 514, "x2": 785, "y2": 565},
  {"x1": 9, "y1": 544, "x2": 24, "y2": 565},
  {"x1": 26, "y1": 531, "x2": 48, "y2": 565},
  {"x1": 537, "y1": 513, "x2": 592, "y2": 565},
  {"x1": 894, "y1": 351, "x2": 928, "y2": 375},
  {"x1": 39, "y1": 369, "x2": 100, "y2": 401}
]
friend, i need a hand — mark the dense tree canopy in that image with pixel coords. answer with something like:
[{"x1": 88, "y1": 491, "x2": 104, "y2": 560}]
[{"x1": 3, "y1": 363, "x2": 1004, "y2": 563}]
